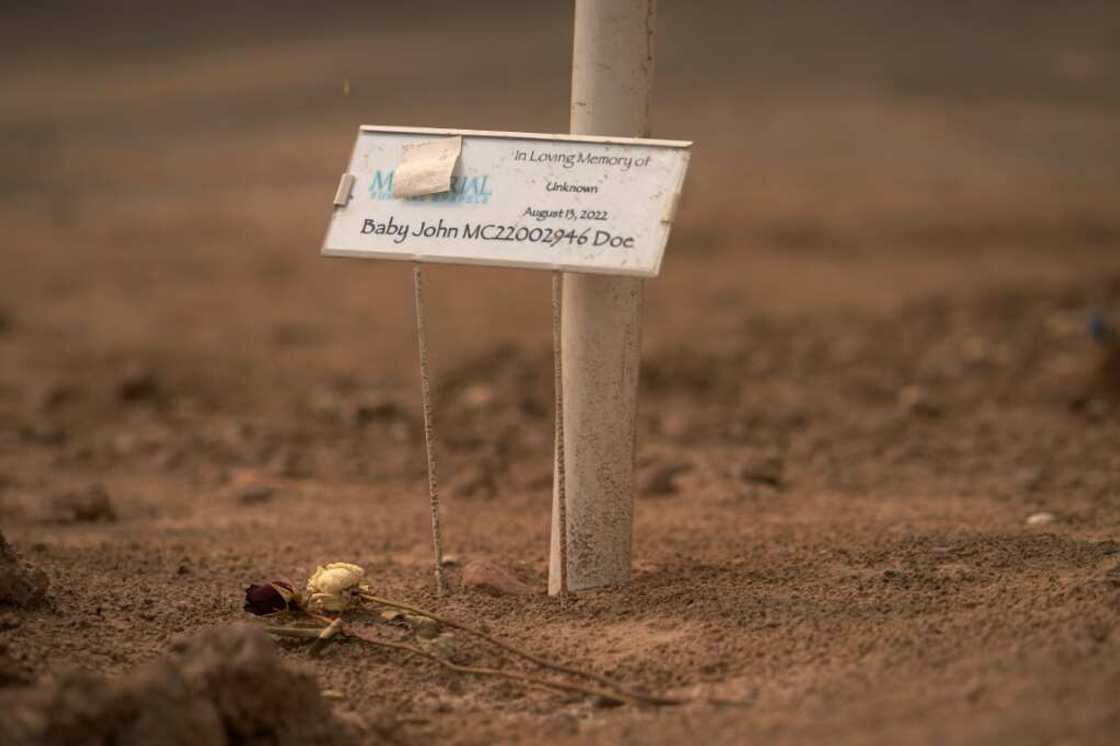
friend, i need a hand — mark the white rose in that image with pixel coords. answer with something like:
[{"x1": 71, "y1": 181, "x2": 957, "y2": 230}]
[{"x1": 305, "y1": 562, "x2": 368, "y2": 612}]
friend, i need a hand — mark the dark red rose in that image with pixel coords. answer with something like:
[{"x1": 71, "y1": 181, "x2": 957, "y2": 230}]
[{"x1": 243, "y1": 580, "x2": 297, "y2": 615}]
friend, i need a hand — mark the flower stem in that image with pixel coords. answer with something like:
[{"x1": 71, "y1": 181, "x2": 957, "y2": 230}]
[
  {"x1": 264, "y1": 626, "x2": 323, "y2": 639},
  {"x1": 349, "y1": 629, "x2": 639, "y2": 705},
  {"x1": 360, "y1": 593, "x2": 684, "y2": 706}
]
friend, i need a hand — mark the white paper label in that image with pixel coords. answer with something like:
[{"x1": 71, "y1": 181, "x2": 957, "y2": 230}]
[
  {"x1": 322, "y1": 126, "x2": 691, "y2": 277},
  {"x1": 393, "y1": 136, "x2": 462, "y2": 198}
]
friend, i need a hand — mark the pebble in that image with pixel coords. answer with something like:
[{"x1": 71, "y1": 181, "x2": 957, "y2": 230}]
[
  {"x1": 1026, "y1": 511, "x2": 1056, "y2": 526},
  {"x1": 898, "y1": 385, "x2": 943, "y2": 418},
  {"x1": 117, "y1": 367, "x2": 163, "y2": 403},
  {"x1": 592, "y1": 694, "x2": 624, "y2": 708},
  {"x1": 657, "y1": 413, "x2": 690, "y2": 439},
  {"x1": 51, "y1": 484, "x2": 117, "y2": 523},
  {"x1": 352, "y1": 393, "x2": 405, "y2": 425},
  {"x1": 641, "y1": 462, "x2": 692, "y2": 496},
  {"x1": 39, "y1": 382, "x2": 80, "y2": 412},
  {"x1": 734, "y1": 453, "x2": 784, "y2": 488},
  {"x1": 459, "y1": 383, "x2": 496, "y2": 410},
  {"x1": 239, "y1": 483, "x2": 275, "y2": 504}
]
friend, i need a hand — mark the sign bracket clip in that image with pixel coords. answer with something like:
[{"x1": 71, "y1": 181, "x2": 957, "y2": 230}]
[{"x1": 333, "y1": 173, "x2": 356, "y2": 207}]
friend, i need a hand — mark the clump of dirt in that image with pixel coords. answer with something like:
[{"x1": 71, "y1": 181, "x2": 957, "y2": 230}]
[
  {"x1": 116, "y1": 368, "x2": 167, "y2": 405},
  {"x1": 460, "y1": 558, "x2": 534, "y2": 596},
  {"x1": 0, "y1": 530, "x2": 48, "y2": 608},
  {"x1": 49, "y1": 484, "x2": 116, "y2": 523},
  {"x1": 0, "y1": 625, "x2": 357, "y2": 746},
  {"x1": 1, "y1": 660, "x2": 225, "y2": 746},
  {"x1": 168, "y1": 625, "x2": 356, "y2": 746}
]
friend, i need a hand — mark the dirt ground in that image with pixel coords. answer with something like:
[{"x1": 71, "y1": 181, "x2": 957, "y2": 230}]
[{"x1": 2, "y1": 2, "x2": 1119, "y2": 744}]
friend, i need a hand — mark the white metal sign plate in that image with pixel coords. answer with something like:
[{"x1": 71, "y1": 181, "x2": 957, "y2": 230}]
[{"x1": 322, "y1": 126, "x2": 691, "y2": 277}]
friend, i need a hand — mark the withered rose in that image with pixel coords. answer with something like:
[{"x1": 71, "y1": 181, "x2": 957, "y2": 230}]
[
  {"x1": 243, "y1": 580, "x2": 298, "y2": 615},
  {"x1": 305, "y1": 562, "x2": 368, "y2": 612}
]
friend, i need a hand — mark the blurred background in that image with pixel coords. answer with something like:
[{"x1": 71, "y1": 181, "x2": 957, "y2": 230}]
[{"x1": 3, "y1": 1, "x2": 1117, "y2": 402}]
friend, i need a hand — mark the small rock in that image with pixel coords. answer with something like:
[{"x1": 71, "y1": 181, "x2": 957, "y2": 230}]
[
  {"x1": 591, "y1": 694, "x2": 624, "y2": 708},
  {"x1": 898, "y1": 385, "x2": 943, "y2": 418},
  {"x1": 458, "y1": 383, "x2": 496, "y2": 410},
  {"x1": 50, "y1": 484, "x2": 116, "y2": 523},
  {"x1": 117, "y1": 367, "x2": 165, "y2": 404},
  {"x1": 641, "y1": 462, "x2": 692, "y2": 496},
  {"x1": 734, "y1": 453, "x2": 783, "y2": 488},
  {"x1": 267, "y1": 450, "x2": 313, "y2": 479},
  {"x1": 352, "y1": 394, "x2": 405, "y2": 425},
  {"x1": 39, "y1": 382, "x2": 80, "y2": 412},
  {"x1": 657, "y1": 413, "x2": 690, "y2": 439},
  {"x1": 1026, "y1": 511, "x2": 1056, "y2": 526},
  {"x1": 239, "y1": 484, "x2": 275, "y2": 505},
  {"x1": 461, "y1": 559, "x2": 534, "y2": 596}
]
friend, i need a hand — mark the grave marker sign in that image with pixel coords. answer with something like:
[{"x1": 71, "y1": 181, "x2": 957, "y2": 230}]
[{"x1": 323, "y1": 126, "x2": 691, "y2": 278}]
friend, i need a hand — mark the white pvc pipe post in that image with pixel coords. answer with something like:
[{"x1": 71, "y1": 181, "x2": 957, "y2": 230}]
[{"x1": 549, "y1": 0, "x2": 654, "y2": 594}]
